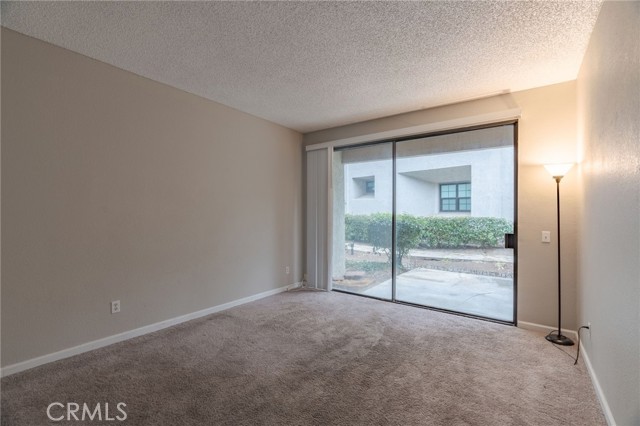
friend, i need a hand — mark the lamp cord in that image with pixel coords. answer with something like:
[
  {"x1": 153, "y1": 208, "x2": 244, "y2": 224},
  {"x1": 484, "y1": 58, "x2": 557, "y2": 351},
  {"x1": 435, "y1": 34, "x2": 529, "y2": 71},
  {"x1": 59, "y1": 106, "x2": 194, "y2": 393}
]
[
  {"x1": 545, "y1": 325, "x2": 590, "y2": 365},
  {"x1": 573, "y1": 326, "x2": 590, "y2": 365}
]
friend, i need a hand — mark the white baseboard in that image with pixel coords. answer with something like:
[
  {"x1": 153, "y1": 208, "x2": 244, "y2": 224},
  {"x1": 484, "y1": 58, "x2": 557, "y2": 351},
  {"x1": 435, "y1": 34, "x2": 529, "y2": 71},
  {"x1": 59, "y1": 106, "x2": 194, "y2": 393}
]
[
  {"x1": 580, "y1": 342, "x2": 616, "y2": 426},
  {"x1": 285, "y1": 281, "x2": 303, "y2": 290},
  {"x1": 517, "y1": 321, "x2": 578, "y2": 340},
  {"x1": 1, "y1": 283, "x2": 300, "y2": 378}
]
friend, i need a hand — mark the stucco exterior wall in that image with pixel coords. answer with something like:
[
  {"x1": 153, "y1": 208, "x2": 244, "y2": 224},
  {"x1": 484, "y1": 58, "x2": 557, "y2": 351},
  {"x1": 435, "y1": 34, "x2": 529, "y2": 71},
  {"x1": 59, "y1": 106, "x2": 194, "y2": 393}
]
[{"x1": 342, "y1": 146, "x2": 514, "y2": 221}]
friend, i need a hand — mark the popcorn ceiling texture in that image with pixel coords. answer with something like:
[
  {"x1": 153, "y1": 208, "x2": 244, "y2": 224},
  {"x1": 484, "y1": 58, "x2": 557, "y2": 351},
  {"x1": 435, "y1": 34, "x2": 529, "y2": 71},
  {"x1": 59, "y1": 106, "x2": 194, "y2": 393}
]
[{"x1": 1, "y1": 1, "x2": 602, "y2": 132}]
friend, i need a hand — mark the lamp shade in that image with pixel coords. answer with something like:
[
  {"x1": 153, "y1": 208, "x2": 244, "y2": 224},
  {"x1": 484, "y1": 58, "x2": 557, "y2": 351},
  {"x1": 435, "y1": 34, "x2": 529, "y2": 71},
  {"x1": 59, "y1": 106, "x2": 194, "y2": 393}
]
[{"x1": 544, "y1": 163, "x2": 574, "y2": 178}]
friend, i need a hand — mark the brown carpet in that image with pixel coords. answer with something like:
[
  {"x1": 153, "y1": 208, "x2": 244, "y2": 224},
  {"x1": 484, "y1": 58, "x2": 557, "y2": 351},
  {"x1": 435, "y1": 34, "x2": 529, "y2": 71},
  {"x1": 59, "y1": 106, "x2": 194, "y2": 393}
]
[{"x1": 2, "y1": 291, "x2": 605, "y2": 425}]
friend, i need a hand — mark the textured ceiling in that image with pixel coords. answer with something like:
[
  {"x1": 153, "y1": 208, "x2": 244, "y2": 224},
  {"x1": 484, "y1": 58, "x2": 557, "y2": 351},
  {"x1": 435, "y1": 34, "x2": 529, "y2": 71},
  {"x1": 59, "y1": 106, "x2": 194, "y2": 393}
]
[{"x1": 1, "y1": 1, "x2": 602, "y2": 133}]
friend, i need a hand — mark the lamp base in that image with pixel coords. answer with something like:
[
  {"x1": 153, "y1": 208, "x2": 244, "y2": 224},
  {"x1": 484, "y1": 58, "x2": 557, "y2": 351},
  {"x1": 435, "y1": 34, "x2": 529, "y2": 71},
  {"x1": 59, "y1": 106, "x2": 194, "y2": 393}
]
[{"x1": 546, "y1": 332, "x2": 575, "y2": 346}]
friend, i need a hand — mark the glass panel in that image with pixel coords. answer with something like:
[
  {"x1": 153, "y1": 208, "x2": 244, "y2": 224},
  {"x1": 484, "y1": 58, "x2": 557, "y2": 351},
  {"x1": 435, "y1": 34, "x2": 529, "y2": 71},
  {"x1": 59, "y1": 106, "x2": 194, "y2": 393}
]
[
  {"x1": 332, "y1": 143, "x2": 393, "y2": 300},
  {"x1": 365, "y1": 179, "x2": 375, "y2": 194},
  {"x1": 441, "y1": 199, "x2": 456, "y2": 211},
  {"x1": 395, "y1": 125, "x2": 515, "y2": 322},
  {"x1": 458, "y1": 183, "x2": 471, "y2": 197},
  {"x1": 441, "y1": 184, "x2": 456, "y2": 198}
]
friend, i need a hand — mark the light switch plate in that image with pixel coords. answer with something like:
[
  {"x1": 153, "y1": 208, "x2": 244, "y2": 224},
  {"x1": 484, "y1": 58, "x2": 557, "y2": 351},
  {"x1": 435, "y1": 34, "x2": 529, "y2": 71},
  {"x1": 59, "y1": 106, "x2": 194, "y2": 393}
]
[{"x1": 541, "y1": 231, "x2": 551, "y2": 243}]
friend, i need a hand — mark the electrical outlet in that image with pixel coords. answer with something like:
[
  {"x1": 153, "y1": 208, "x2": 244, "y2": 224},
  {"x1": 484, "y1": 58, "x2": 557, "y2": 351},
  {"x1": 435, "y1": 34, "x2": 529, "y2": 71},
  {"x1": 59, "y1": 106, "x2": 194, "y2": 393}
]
[
  {"x1": 285, "y1": 266, "x2": 290, "y2": 274},
  {"x1": 541, "y1": 231, "x2": 551, "y2": 243},
  {"x1": 111, "y1": 300, "x2": 121, "y2": 314}
]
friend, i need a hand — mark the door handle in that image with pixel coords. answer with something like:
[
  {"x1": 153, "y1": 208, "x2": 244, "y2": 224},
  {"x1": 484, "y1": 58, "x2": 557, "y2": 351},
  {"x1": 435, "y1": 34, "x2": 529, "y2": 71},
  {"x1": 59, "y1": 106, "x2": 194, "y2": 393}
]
[{"x1": 504, "y1": 233, "x2": 515, "y2": 249}]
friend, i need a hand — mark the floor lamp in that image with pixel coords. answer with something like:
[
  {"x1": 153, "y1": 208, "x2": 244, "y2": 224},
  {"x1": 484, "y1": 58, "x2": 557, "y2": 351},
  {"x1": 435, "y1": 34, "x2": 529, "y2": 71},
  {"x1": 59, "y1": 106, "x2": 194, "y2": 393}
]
[{"x1": 544, "y1": 163, "x2": 574, "y2": 346}]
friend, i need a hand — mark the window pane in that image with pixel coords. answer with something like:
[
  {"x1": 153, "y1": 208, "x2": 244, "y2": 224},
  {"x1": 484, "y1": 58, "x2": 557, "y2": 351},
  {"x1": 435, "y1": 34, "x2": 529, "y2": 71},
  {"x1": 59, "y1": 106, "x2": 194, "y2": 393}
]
[
  {"x1": 441, "y1": 184, "x2": 456, "y2": 197},
  {"x1": 442, "y1": 199, "x2": 456, "y2": 211},
  {"x1": 458, "y1": 183, "x2": 471, "y2": 197},
  {"x1": 459, "y1": 198, "x2": 471, "y2": 211},
  {"x1": 365, "y1": 180, "x2": 375, "y2": 194}
]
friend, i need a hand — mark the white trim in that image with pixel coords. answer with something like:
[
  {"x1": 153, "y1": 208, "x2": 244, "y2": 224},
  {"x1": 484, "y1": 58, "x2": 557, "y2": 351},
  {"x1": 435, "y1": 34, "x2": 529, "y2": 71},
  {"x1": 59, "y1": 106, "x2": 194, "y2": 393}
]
[
  {"x1": 286, "y1": 281, "x2": 303, "y2": 291},
  {"x1": 1, "y1": 283, "x2": 300, "y2": 377},
  {"x1": 580, "y1": 342, "x2": 616, "y2": 426},
  {"x1": 305, "y1": 108, "x2": 521, "y2": 152},
  {"x1": 517, "y1": 320, "x2": 578, "y2": 341}
]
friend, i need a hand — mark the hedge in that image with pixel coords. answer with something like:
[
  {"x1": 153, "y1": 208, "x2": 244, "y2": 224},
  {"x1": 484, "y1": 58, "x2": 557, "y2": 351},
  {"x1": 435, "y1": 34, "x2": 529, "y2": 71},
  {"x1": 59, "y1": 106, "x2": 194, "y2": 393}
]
[
  {"x1": 345, "y1": 214, "x2": 513, "y2": 251},
  {"x1": 367, "y1": 213, "x2": 423, "y2": 266}
]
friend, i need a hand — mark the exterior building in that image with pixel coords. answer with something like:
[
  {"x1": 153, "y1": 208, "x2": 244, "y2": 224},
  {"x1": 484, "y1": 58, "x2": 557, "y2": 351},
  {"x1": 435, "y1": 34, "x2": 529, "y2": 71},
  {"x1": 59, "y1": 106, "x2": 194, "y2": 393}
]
[{"x1": 341, "y1": 146, "x2": 514, "y2": 220}]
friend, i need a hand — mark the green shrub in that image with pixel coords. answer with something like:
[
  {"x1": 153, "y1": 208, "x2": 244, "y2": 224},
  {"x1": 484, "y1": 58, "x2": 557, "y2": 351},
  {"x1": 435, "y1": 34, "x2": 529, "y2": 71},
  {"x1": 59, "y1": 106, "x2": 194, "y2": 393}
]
[
  {"x1": 345, "y1": 214, "x2": 370, "y2": 242},
  {"x1": 419, "y1": 216, "x2": 513, "y2": 248},
  {"x1": 344, "y1": 213, "x2": 513, "y2": 251},
  {"x1": 396, "y1": 214, "x2": 424, "y2": 265},
  {"x1": 366, "y1": 213, "x2": 391, "y2": 254},
  {"x1": 345, "y1": 213, "x2": 431, "y2": 267}
]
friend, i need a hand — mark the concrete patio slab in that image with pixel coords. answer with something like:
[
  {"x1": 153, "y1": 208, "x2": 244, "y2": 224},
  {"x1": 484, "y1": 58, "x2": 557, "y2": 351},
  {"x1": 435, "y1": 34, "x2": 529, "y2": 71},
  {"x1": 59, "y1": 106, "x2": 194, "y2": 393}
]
[{"x1": 362, "y1": 268, "x2": 514, "y2": 321}]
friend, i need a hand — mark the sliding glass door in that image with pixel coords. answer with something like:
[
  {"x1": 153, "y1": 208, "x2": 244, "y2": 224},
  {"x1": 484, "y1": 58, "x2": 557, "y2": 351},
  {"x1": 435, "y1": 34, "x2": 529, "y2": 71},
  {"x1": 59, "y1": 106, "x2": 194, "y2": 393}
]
[
  {"x1": 331, "y1": 124, "x2": 516, "y2": 323},
  {"x1": 394, "y1": 126, "x2": 515, "y2": 321}
]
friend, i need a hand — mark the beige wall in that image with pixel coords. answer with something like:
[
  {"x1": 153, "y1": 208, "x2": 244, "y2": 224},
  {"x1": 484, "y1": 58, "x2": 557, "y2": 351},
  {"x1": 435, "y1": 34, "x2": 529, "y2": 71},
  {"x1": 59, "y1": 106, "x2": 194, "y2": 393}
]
[
  {"x1": 304, "y1": 81, "x2": 580, "y2": 330},
  {"x1": 1, "y1": 28, "x2": 303, "y2": 367},
  {"x1": 511, "y1": 82, "x2": 579, "y2": 331},
  {"x1": 576, "y1": 2, "x2": 640, "y2": 424}
]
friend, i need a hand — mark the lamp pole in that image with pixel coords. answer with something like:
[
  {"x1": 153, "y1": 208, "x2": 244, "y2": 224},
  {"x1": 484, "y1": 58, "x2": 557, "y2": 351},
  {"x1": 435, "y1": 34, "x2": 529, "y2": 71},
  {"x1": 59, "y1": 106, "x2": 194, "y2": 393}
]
[
  {"x1": 555, "y1": 177, "x2": 564, "y2": 339},
  {"x1": 545, "y1": 174, "x2": 574, "y2": 346}
]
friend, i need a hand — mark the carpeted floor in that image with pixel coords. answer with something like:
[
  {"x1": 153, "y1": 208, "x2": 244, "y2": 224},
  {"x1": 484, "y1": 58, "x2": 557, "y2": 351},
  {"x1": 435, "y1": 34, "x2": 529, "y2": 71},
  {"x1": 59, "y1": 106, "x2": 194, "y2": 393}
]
[{"x1": 2, "y1": 291, "x2": 605, "y2": 425}]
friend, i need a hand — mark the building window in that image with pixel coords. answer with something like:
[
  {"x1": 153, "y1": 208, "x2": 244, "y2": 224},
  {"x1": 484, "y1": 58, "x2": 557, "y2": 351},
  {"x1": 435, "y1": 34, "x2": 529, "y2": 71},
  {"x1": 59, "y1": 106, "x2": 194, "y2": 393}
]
[
  {"x1": 353, "y1": 176, "x2": 375, "y2": 198},
  {"x1": 440, "y1": 182, "x2": 471, "y2": 212},
  {"x1": 365, "y1": 179, "x2": 375, "y2": 195}
]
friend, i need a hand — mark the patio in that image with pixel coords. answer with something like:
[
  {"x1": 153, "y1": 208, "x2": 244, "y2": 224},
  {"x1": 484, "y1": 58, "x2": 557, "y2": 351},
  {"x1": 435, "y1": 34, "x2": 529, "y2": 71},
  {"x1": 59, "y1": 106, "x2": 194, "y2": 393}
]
[
  {"x1": 334, "y1": 246, "x2": 514, "y2": 321},
  {"x1": 362, "y1": 268, "x2": 513, "y2": 321}
]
